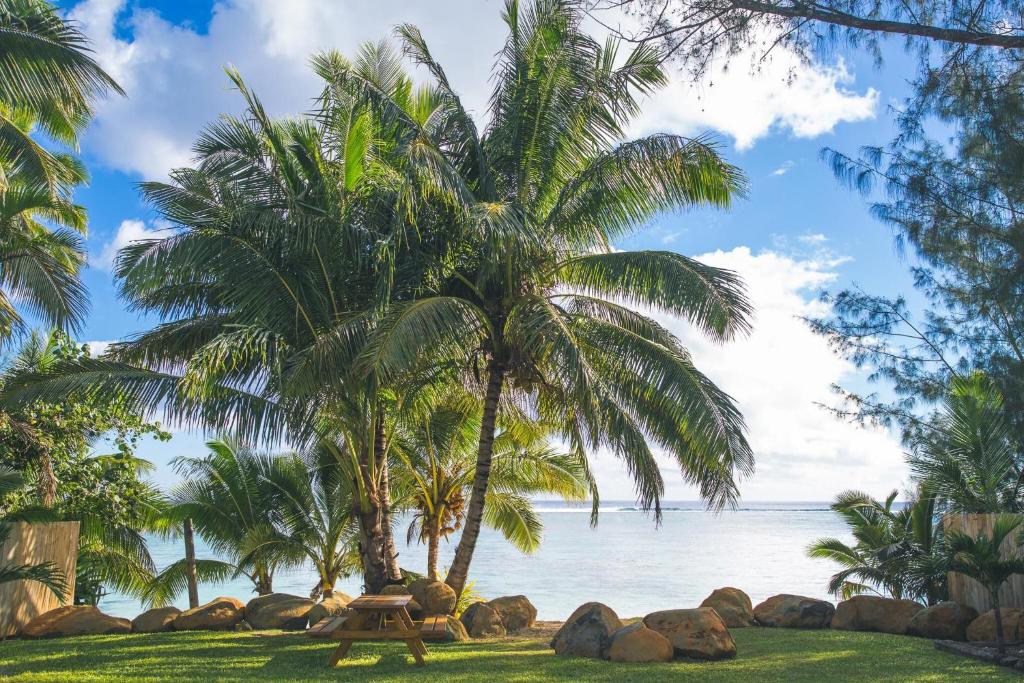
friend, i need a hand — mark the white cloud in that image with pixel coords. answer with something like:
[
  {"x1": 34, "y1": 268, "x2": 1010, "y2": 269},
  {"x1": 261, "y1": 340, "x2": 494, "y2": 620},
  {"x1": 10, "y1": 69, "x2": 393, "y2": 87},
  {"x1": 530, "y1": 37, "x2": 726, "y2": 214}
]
[
  {"x1": 771, "y1": 161, "x2": 795, "y2": 176},
  {"x1": 70, "y1": 0, "x2": 878, "y2": 179},
  {"x1": 94, "y1": 218, "x2": 166, "y2": 270},
  {"x1": 82, "y1": 339, "x2": 115, "y2": 357},
  {"x1": 589, "y1": 246, "x2": 907, "y2": 502}
]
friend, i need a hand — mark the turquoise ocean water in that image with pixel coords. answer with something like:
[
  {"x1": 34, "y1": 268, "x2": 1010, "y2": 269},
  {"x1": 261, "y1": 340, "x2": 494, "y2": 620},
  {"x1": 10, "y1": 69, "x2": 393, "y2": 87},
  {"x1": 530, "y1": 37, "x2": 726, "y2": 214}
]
[{"x1": 101, "y1": 501, "x2": 850, "y2": 620}]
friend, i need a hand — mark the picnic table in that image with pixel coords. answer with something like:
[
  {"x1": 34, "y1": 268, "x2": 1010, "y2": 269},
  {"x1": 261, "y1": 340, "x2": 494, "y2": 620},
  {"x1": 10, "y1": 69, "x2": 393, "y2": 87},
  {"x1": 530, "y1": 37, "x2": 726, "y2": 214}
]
[{"x1": 314, "y1": 594, "x2": 428, "y2": 667}]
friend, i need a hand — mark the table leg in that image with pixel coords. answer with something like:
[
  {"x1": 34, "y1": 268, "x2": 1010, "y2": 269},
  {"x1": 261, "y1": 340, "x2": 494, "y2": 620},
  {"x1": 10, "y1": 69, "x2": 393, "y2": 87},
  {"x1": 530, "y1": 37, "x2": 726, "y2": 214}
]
[
  {"x1": 328, "y1": 639, "x2": 353, "y2": 667},
  {"x1": 397, "y1": 608, "x2": 428, "y2": 663}
]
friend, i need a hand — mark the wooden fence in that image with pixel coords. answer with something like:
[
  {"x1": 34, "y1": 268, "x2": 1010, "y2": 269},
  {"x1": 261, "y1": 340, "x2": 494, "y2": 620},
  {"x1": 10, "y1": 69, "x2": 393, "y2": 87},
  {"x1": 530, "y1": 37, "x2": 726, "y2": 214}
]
[
  {"x1": 0, "y1": 521, "x2": 79, "y2": 637},
  {"x1": 944, "y1": 514, "x2": 1024, "y2": 613}
]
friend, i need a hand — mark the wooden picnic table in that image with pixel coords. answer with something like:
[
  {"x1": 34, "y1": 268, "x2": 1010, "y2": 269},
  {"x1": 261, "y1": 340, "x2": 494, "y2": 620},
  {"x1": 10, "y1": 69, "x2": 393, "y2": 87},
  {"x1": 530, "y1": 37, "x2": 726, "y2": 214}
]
[{"x1": 325, "y1": 594, "x2": 427, "y2": 667}]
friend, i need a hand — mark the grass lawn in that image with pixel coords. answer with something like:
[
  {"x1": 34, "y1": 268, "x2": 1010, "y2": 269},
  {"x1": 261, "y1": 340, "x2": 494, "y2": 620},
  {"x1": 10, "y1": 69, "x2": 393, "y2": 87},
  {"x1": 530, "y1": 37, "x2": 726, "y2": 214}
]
[{"x1": 0, "y1": 627, "x2": 1016, "y2": 682}]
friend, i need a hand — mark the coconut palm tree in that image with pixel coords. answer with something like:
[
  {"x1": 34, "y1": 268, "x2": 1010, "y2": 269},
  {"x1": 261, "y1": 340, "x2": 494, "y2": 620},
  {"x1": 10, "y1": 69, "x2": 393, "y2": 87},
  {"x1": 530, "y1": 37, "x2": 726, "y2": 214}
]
[
  {"x1": 0, "y1": 466, "x2": 65, "y2": 600},
  {"x1": 392, "y1": 392, "x2": 594, "y2": 580},
  {"x1": 809, "y1": 488, "x2": 947, "y2": 604},
  {"x1": 355, "y1": 0, "x2": 753, "y2": 595},
  {"x1": 947, "y1": 515, "x2": 1024, "y2": 654},
  {"x1": 908, "y1": 373, "x2": 1024, "y2": 513}
]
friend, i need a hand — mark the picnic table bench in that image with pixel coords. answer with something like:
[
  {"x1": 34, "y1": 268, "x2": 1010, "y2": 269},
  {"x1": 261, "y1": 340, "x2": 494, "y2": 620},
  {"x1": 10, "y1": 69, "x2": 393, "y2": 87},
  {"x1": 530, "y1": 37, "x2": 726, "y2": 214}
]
[{"x1": 307, "y1": 594, "x2": 436, "y2": 667}]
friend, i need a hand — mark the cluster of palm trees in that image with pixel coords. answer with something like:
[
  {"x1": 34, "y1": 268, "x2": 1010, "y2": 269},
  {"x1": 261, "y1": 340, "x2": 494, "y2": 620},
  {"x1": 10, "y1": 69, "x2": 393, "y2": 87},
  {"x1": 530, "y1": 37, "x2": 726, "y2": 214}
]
[
  {"x1": 1, "y1": 0, "x2": 758, "y2": 605},
  {"x1": 810, "y1": 374, "x2": 1024, "y2": 623}
]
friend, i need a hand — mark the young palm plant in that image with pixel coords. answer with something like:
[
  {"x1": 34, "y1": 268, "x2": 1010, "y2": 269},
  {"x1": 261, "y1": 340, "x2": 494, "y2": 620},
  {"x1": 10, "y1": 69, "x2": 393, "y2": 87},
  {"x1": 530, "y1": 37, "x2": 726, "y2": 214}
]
[
  {"x1": 357, "y1": 0, "x2": 753, "y2": 595},
  {"x1": 392, "y1": 392, "x2": 594, "y2": 580},
  {"x1": 947, "y1": 515, "x2": 1024, "y2": 654}
]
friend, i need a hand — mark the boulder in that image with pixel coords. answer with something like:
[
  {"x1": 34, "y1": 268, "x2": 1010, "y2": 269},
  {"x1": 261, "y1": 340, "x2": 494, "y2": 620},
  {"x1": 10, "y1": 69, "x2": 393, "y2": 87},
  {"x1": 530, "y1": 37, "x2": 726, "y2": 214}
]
[
  {"x1": 906, "y1": 601, "x2": 978, "y2": 641},
  {"x1": 967, "y1": 608, "x2": 1024, "y2": 642},
  {"x1": 643, "y1": 607, "x2": 736, "y2": 660},
  {"x1": 172, "y1": 596, "x2": 245, "y2": 631},
  {"x1": 550, "y1": 602, "x2": 623, "y2": 659},
  {"x1": 245, "y1": 593, "x2": 315, "y2": 630},
  {"x1": 408, "y1": 579, "x2": 457, "y2": 616},
  {"x1": 22, "y1": 606, "x2": 131, "y2": 638},
  {"x1": 380, "y1": 584, "x2": 422, "y2": 615},
  {"x1": 488, "y1": 595, "x2": 537, "y2": 633},
  {"x1": 442, "y1": 615, "x2": 470, "y2": 642},
  {"x1": 307, "y1": 593, "x2": 353, "y2": 626},
  {"x1": 606, "y1": 622, "x2": 674, "y2": 663},
  {"x1": 131, "y1": 606, "x2": 181, "y2": 633},
  {"x1": 234, "y1": 620, "x2": 254, "y2": 632},
  {"x1": 460, "y1": 602, "x2": 506, "y2": 638},
  {"x1": 753, "y1": 594, "x2": 835, "y2": 629},
  {"x1": 700, "y1": 587, "x2": 754, "y2": 628},
  {"x1": 831, "y1": 595, "x2": 924, "y2": 635}
]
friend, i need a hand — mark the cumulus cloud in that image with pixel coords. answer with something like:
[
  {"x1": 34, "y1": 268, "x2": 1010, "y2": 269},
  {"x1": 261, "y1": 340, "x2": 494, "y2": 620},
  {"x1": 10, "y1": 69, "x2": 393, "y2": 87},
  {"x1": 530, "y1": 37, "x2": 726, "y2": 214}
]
[
  {"x1": 771, "y1": 161, "x2": 795, "y2": 176},
  {"x1": 93, "y1": 218, "x2": 166, "y2": 270},
  {"x1": 589, "y1": 245, "x2": 907, "y2": 502},
  {"x1": 70, "y1": 0, "x2": 878, "y2": 179}
]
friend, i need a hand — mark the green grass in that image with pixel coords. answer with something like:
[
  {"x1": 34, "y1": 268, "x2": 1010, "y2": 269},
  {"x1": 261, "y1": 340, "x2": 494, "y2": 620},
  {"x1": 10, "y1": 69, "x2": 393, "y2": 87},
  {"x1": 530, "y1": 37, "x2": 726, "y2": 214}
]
[{"x1": 0, "y1": 627, "x2": 1015, "y2": 682}]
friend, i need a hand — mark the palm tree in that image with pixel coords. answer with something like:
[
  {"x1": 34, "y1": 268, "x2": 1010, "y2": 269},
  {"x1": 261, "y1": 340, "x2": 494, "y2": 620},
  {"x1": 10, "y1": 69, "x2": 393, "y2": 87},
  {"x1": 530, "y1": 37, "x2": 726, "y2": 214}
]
[
  {"x1": 0, "y1": 465, "x2": 65, "y2": 600},
  {"x1": 947, "y1": 515, "x2": 1024, "y2": 654},
  {"x1": 0, "y1": 0, "x2": 123, "y2": 190},
  {"x1": 164, "y1": 439, "x2": 293, "y2": 597},
  {"x1": 393, "y1": 392, "x2": 594, "y2": 580},
  {"x1": 809, "y1": 489, "x2": 947, "y2": 604},
  {"x1": 356, "y1": 0, "x2": 753, "y2": 595},
  {"x1": 908, "y1": 373, "x2": 1024, "y2": 513},
  {"x1": 260, "y1": 444, "x2": 361, "y2": 600}
]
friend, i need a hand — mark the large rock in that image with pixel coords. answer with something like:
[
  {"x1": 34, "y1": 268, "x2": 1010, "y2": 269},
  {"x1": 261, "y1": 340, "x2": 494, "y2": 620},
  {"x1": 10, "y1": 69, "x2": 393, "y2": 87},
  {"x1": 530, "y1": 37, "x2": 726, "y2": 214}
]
[
  {"x1": 307, "y1": 593, "x2": 353, "y2": 626},
  {"x1": 550, "y1": 602, "x2": 623, "y2": 659},
  {"x1": 700, "y1": 587, "x2": 754, "y2": 628},
  {"x1": 643, "y1": 608, "x2": 736, "y2": 661},
  {"x1": 488, "y1": 595, "x2": 537, "y2": 633},
  {"x1": 906, "y1": 601, "x2": 978, "y2": 641},
  {"x1": 408, "y1": 579, "x2": 457, "y2": 616},
  {"x1": 22, "y1": 606, "x2": 131, "y2": 638},
  {"x1": 460, "y1": 602, "x2": 506, "y2": 638},
  {"x1": 245, "y1": 593, "x2": 315, "y2": 630},
  {"x1": 967, "y1": 608, "x2": 1024, "y2": 642},
  {"x1": 172, "y1": 596, "x2": 245, "y2": 631},
  {"x1": 831, "y1": 595, "x2": 924, "y2": 635},
  {"x1": 380, "y1": 584, "x2": 422, "y2": 615},
  {"x1": 442, "y1": 615, "x2": 470, "y2": 642},
  {"x1": 607, "y1": 622, "x2": 674, "y2": 663},
  {"x1": 131, "y1": 606, "x2": 181, "y2": 633},
  {"x1": 753, "y1": 594, "x2": 835, "y2": 629}
]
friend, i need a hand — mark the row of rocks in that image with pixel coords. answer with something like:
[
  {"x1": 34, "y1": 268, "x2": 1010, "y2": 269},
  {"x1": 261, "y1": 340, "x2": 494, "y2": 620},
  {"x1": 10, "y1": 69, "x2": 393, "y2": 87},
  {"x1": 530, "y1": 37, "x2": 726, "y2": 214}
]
[{"x1": 551, "y1": 602, "x2": 736, "y2": 663}]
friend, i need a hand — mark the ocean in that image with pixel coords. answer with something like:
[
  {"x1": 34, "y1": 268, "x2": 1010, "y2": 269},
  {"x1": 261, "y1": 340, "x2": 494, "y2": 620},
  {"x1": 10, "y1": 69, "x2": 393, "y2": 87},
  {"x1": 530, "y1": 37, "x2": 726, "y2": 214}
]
[{"x1": 100, "y1": 501, "x2": 850, "y2": 620}]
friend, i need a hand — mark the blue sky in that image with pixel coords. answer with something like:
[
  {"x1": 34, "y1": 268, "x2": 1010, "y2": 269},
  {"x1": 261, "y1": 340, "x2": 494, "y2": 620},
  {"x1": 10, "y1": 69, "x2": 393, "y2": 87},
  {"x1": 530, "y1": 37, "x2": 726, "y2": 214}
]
[{"x1": 56, "y1": 0, "x2": 931, "y2": 501}]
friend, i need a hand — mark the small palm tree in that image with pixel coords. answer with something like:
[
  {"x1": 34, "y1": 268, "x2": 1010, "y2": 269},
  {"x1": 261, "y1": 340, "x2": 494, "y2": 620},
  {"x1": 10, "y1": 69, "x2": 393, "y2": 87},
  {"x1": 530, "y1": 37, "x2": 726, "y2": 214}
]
[
  {"x1": 0, "y1": 466, "x2": 65, "y2": 600},
  {"x1": 393, "y1": 393, "x2": 594, "y2": 580},
  {"x1": 947, "y1": 515, "x2": 1024, "y2": 654}
]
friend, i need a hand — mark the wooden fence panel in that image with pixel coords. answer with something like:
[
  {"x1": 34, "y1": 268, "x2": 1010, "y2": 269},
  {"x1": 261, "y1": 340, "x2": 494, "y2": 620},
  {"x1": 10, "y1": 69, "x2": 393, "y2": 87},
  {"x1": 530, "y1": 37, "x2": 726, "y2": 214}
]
[
  {"x1": 0, "y1": 521, "x2": 79, "y2": 637},
  {"x1": 943, "y1": 514, "x2": 1024, "y2": 613}
]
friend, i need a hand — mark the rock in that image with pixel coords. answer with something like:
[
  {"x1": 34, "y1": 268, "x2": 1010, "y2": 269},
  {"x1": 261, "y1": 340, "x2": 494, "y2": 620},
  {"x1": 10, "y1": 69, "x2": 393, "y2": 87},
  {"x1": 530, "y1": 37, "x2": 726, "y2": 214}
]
[
  {"x1": 643, "y1": 607, "x2": 737, "y2": 660},
  {"x1": 488, "y1": 595, "x2": 537, "y2": 633},
  {"x1": 700, "y1": 588, "x2": 754, "y2": 628},
  {"x1": 753, "y1": 594, "x2": 835, "y2": 629},
  {"x1": 131, "y1": 606, "x2": 181, "y2": 633},
  {"x1": 22, "y1": 606, "x2": 131, "y2": 638},
  {"x1": 831, "y1": 595, "x2": 925, "y2": 635},
  {"x1": 172, "y1": 596, "x2": 245, "y2": 631},
  {"x1": 408, "y1": 579, "x2": 457, "y2": 616},
  {"x1": 460, "y1": 602, "x2": 506, "y2": 638},
  {"x1": 607, "y1": 622, "x2": 674, "y2": 663},
  {"x1": 234, "y1": 620, "x2": 254, "y2": 632},
  {"x1": 245, "y1": 593, "x2": 314, "y2": 630},
  {"x1": 380, "y1": 585, "x2": 422, "y2": 615},
  {"x1": 442, "y1": 615, "x2": 470, "y2": 642},
  {"x1": 967, "y1": 609, "x2": 1024, "y2": 642},
  {"x1": 307, "y1": 593, "x2": 353, "y2": 626},
  {"x1": 550, "y1": 602, "x2": 623, "y2": 659},
  {"x1": 907, "y1": 602, "x2": 978, "y2": 641}
]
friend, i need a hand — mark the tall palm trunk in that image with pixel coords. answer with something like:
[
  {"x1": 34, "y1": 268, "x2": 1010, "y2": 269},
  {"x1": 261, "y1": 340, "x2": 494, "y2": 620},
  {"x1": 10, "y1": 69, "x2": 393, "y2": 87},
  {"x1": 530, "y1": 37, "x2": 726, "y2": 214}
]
[
  {"x1": 376, "y1": 418, "x2": 402, "y2": 582},
  {"x1": 426, "y1": 517, "x2": 441, "y2": 581},
  {"x1": 355, "y1": 435, "x2": 389, "y2": 593},
  {"x1": 445, "y1": 360, "x2": 505, "y2": 596},
  {"x1": 37, "y1": 450, "x2": 56, "y2": 508},
  {"x1": 183, "y1": 518, "x2": 199, "y2": 609},
  {"x1": 255, "y1": 567, "x2": 272, "y2": 595},
  {"x1": 993, "y1": 591, "x2": 1006, "y2": 654}
]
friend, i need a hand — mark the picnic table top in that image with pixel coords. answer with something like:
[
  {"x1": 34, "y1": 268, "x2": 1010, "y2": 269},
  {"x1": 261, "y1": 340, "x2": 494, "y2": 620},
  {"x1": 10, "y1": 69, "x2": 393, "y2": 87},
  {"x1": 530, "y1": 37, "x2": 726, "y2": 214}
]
[{"x1": 347, "y1": 594, "x2": 413, "y2": 610}]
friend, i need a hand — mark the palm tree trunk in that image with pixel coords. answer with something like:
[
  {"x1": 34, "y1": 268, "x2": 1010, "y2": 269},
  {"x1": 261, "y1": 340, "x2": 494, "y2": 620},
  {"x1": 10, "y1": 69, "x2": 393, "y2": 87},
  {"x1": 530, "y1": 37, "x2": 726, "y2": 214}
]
[
  {"x1": 255, "y1": 567, "x2": 272, "y2": 595},
  {"x1": 993, "y1": 591, "x2": 1006, "y2": 655},
  {"x1": 427, "y1": 520, "x2": 441, "y2": 581},
  {"x1": 445, "y1": 360, "x2": 505, "y2": 597},
  {"x1": 355, "y1": 437, "x2": 389, "y2": 593},
  {"x1": 376, "y1": 417, "x2": 402, "y2": 582},
  {"x1": 37, "y1": 450, "x2": 56, "y2": 508},
  {"x1": 183, "y1": 518, "x2": 199, "y2": 609}
]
